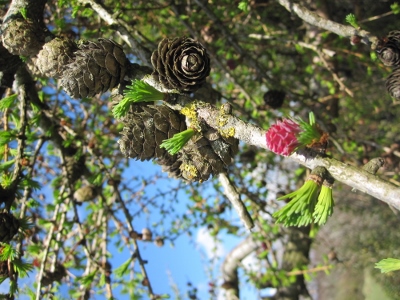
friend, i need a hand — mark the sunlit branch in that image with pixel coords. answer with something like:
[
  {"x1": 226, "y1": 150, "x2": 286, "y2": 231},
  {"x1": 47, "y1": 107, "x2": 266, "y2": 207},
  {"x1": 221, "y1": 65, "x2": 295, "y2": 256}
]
[
  {"x1": 79, "y1": 245, "x2": 94, "y2": 298},
  {"x1": 221, "y1": 236, "x2": 263, "y2": 299},
  {"x1": 194, "y1": 105, "x2": 400, "y2": 208},
  {"x1": 358, "y1": 10, "x2": 394, "y2": 24},
  {"x1": 219, "y1": 173, "x2": 254, "y2": 230},
  {"x1": 48, "y1": 199, "x2": 68, "y2": 284},
  {"x1": 2, "y1": 0, "x2": 47, "y2": 25}
]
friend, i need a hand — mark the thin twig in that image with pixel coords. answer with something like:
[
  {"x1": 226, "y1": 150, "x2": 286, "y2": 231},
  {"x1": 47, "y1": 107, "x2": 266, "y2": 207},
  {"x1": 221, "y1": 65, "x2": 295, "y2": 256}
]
[
  {"x1": 315, "y1": 51, "x2": 354, "y2": 97},
  {"x1": 193, "y1": 0, "x2": 275, "y2": 83},
  {"x1": 16, "y1": 138, "x2": 46, "y2": 253},
  {"x1": 77, "y1": 0, "x2": 152, "y2": 66},
  {"x1": 36, "y1": 201, "x2": 62, "y2": 300},
  {"x1": 10, "y1": 68, "x2": 30, "y2": 195},
  {"x1": 102, "y1": 211, "x2": 113, "y2": 299},
  {"x1": 249, "y1": 34, "x2": 354, "y2": 96},
  {"x1": 286, "y1": 264, "x2": 332, "y2": 276},
  {"x1": 277, "y1": 0, "x2": 379, "y2": 47},
  {"x1": 218, "y1": 173, "x2": 254, "y2": 230},
  {"x1": 359, "y1": 10, "x2": 393, "y2": 24},
  {"x1": 88, "y1": 150, "x2": 157, "y2": 298}
]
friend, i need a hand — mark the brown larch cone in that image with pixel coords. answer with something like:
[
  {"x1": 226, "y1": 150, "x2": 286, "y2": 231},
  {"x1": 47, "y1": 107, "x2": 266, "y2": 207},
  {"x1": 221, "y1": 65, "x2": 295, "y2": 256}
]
[
  {"x1": 151, "y1": 37, "x2": 211, "y2": 93},
  {"x1": 263, "y1": 90, "x2": 286, "y2": 109},
  {"x1": 60, "y1": 38, "x2": 130, "y2": 99},
  {"x1": 118, "y1": 102, "x2": 238, "y2": 182},
  {"x1": 0, "y1": 213, "x2": 19, "y2": 243},
  {"x1": 41, "y1": 263, "x2": 67, "y2": 286},
  {"x1": 1, "y1": 18, "x2": 45, "y2": 56},
  {"x1": 177, "y1": 129, "x2": 238, "y2": 182},
  {"x1": 118, "y1": 104, "x2": 186, "y2": 161},
  {"x1": 36, "y1": 38, "x2": 78, "y2": 78},
  {"x1": 377, "y1": 30, "x2": 400, "y2": 67},
  {"x1": 386, "y1": 67, "x2": 400, "y2": 99}
]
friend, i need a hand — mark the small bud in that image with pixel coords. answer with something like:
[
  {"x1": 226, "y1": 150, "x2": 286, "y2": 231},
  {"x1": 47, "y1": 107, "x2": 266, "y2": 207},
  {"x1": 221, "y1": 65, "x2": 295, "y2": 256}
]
[
  {"x1": 103, "y1": 260, "x2": 112, "y2": 276},
  {"x1": 350, "y1": 35, "x2": 361, "y2": 45},
  {"x1": 73, "y1": 185, "x2": 98, "y2": 203},
  {"x1": 129, "y1": 231, "x2": 141, "y2": 239},
  {"x1": 20, "y1": 157, "x2": 29, "y2": 166},
  {"x1": 154, "y1": 236, "x2": 164, "y2": 247},
  {"x1": 352, "y1": 157, "x2": 384, "y2": 192},
  {"x1": 107, "y1": 177, "x2": 121, "y2": 186},
  {"x1": 142, "y1": 278, "x2": 150, "y2": 286},
  {"x1": 142, "y1": 228, "x2": 153, "y2": 241}
]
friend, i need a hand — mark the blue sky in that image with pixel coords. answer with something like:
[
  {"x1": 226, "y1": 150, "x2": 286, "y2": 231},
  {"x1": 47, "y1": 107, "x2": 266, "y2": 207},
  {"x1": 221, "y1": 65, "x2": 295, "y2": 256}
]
[
  {"x1": 116, "y1": 160, "x2": 260, "y2": 299},
  {"x1": 2, "y1": 158, "x2": 261, "y2": 299}
]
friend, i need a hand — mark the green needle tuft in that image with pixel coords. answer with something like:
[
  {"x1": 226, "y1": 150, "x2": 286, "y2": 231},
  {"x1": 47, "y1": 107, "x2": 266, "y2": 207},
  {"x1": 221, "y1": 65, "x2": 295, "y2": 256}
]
[
  {"x1": 375, "y1": 258, "x2": 400, "y2": 273},
  {"x1": 160, "y1": 128, "x2": 195, "y2": 155},
  {"x1": 113, "y1": 80, "x2": 165, "y2": 119},
  {"x1": 273, "y1": 180, "x2": 320, "y2": 227},
  {"x1": 345, "y1": 13, "x2": 359, "y2": 29},
  {"x1": 296, "y1": 112, "x2": 322, "y2": 146},
  {"x1": 313, "y1": 185, "x2": 334, "y2": 226}
]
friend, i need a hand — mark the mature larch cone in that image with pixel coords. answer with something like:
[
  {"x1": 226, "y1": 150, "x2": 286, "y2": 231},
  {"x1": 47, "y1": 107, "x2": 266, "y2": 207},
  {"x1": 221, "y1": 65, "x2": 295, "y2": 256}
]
[
  {"x1": 60, "y1": 38, "x2": 130, "y2": 99},
  {"x1": 118, "y1": 104, "x2": 238, "y2": 182},
  {"x1": 178, "y1": 130, "x2": 238, "y2": 182},
  {"x1": 0, "y1": 213, "x2": 19, "y2": 243},
  {"x1": 41, "y1": 263, "x2": 67, "y2": 286},
  {"x1": 377, "y1": 30, "x2": 400, "y2": 67},
  {"x1": 1, "y1": 18, "x2": 45, "y2": 56},
  {"x1": 118, "y1": 103, "x2": 184, "y2": 179},
  {"x1": 151, "y1": 37, "x2": 211, "y2": 93},
  {"x1": 36, "y1": 38, "x2": 78, "y2": 78},
  {"x1": 263, "y1": 90, "x2": 286, "y2": 109},
  {"x1": 119, "y1": 104, "x2": 186, "y2": 161},
  {"x1": 386, "y1": 67, "x2": 400, "y2": 99}
]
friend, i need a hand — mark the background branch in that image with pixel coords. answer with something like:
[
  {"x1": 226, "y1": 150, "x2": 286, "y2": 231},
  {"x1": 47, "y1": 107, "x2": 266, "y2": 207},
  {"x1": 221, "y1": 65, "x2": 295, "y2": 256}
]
[
  {"x1": 277, "y1": 0, "x2": 379, "y2": 47},
  {"x1": 77, "y1": 0, "x2": 153, "y2": 66},
  {"x1": 221, "y1": 236, "x2": 262, "y2": 299}
]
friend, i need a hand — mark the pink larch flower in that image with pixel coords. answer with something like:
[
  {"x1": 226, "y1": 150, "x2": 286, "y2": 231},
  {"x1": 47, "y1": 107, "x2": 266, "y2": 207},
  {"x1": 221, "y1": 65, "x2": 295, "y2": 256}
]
[{"x1": 266, "y1": 119, "x2": 302, "y2": 156}]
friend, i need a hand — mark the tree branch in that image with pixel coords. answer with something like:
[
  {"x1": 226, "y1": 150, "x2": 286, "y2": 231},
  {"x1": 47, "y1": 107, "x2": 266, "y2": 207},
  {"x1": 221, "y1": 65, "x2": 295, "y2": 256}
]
[
  {"x1": 77, "y1": 0, "x2": 153, "y2": 66},
  {"x1": 277, "y1": 0, "x2": 379, "y2": 47},
  {"x1": 194, "y1": 104, "x2": 400, "y2": 208},
  {"x1": 219, "y1": 173, "x2": 254, "y2": 230},
  {"x1": 221, "y1": 236, "x2": 262, "y2": 299}
]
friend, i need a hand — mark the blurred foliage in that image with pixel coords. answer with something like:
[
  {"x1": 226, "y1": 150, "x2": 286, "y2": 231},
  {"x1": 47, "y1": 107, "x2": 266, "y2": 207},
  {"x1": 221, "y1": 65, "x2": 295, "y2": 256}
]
[{"x1": 2, "y1": 0, "x2": 400, "y2": 299}]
